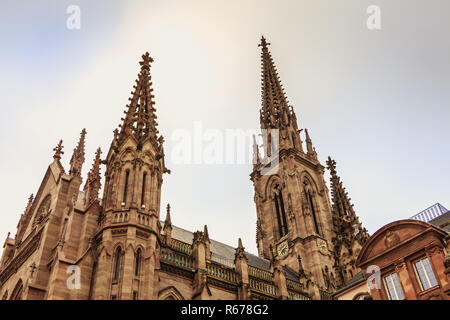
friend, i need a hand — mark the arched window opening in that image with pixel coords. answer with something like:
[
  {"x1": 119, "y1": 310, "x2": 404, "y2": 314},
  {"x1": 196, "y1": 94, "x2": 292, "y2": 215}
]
[
  {"x1": 303, "y1": 180, "x2": 321, "y2": 235},
  {"x1": 10, "y1": 280, "x2": 23, "y2": 300},
  {"x1": 123, "y1": 170, "x2": 130, "y2": 204},
  {"x1": 141, "y1": 172, "x2": 147, "y2": 208},
  {"x1": 114, "y1": 247, "x2": 122, "y2": 282},
  {"x1": 135, "y1": 249, "x2": 142, "y2": 277},
  {"x1": 273, "y1": 184, "x2": 288, "y2": 238}
]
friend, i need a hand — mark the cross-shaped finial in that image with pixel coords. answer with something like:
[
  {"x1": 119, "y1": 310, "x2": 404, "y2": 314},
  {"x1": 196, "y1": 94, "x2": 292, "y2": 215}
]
[
  {"x1": 326, "y1": 156, "x2": 337, "y2": 172},
  {"x1": 140, "y1": 52, "x2": 154, "y2": 68},
  {"x1": 53, "y1": 140, "x2": 64, "y2": 160},
  {"x1": 259, "y1": 36, "x2": 270, "y2": 48}
]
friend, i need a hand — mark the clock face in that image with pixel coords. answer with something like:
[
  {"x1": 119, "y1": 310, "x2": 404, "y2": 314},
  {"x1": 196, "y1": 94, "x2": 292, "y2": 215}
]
[
  {"x1": 317, "y1": 239, "x2": 327, "y2": 253},
  {"x1": 277, "y1": 241, "x2": 289, "y2": 257}
]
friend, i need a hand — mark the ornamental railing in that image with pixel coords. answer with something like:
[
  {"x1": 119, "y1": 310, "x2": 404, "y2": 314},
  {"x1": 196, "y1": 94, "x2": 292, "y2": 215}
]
[
  {"x1": 206, "y1": 262, "x2": 238, "y2": 283},
  {"x1": 249, "y1": 277, "x2": 277, "y2": 297},
  {"x1": 248, "y1": 266, "x2": 273, "y2": 282},
  {"x1": 170, "y1": 239, "x2": 193, "y2": 255},
  {"x1": 160, "y1": 248, "x2": 195, "y2": 270},
  {"x1": 319, "y1": 289, "x2": 334, "y2": 300},
  {"x1": 288, "y1": 290, "x2": 311, "y2": 300},
  {"x1": 286, "y1": 279, "x2": 304, "y2": 293}
]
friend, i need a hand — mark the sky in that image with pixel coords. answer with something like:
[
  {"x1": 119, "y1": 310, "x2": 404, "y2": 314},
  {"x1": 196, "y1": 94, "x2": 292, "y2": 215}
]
[{"x1": 0, "y1": 0, "x2": 449, "y2": 257}]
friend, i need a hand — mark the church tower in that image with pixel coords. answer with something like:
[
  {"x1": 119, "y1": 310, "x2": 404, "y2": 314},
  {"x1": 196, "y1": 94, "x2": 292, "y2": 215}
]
[
  {"x1": 91, "y1": 52, "x2": 170, "y2": 300},
  {"x1": 251, "y1": 37, "x2": 339, "y2": 291}
]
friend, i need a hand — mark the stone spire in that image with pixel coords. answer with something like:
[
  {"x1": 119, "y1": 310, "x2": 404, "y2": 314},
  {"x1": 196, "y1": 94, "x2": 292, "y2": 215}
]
[
  {"x1": 164, "y1": 203, "x2": 172, "y2": 229},
  {"x1": 259, "y1": 36, "x2": 291, "y2": 129},
  {"x1": 116, "y1": 52, "x2": 159, "y2": 147},
  {"x1": 83, "y1": 147, "x2": 102, "y2": 205},
  {"x1": 235, "y1": 238, "x2": 247, "y2": 262},
  {"x1": 69, "y1": 129, "x2": 87, "y2": 176},
  {"x1": 326, "y1": 156, "x2": 369, "y2": 242},
  {"x1": 252, "y1": 134, "x2": 261, "y2": 166},
  {"x1": 304, "y1": 128, "x2": 317, "y2": 158},
  {"x1": 53, "y1": 140, "x2": 64, "y2": 161}
]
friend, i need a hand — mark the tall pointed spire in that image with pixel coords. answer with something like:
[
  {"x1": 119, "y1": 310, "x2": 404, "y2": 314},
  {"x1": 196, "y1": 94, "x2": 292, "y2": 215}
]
[
  {"x1": 84, "y1": 147, "x2": 102, "y2": 205},
  {"x1": 117, "y1": 52, "x2": 159, "y2": 146},
  {"x1": 259, "y1": 36, "x2": 291, "y2": 129},
  {"x1": 304, "y1": 128, "x2": 317, "y2": 158},
  {"x1": 69, "y1": 129, "x2": 86, "y2": 176},
  {"x1": 326, "y1": 156, "x2": 369, "y2": 242}
]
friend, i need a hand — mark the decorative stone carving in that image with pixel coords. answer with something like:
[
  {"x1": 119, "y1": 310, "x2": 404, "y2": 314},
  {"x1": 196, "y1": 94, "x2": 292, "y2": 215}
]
[{"x1": 384, "y1": 230, "x2": 400, "y2": 249}]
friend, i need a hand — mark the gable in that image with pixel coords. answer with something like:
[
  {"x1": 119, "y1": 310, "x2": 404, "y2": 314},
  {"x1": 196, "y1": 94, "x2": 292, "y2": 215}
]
[{"x1": 357, "y1": 219, "x2": 445, "y2": 267}]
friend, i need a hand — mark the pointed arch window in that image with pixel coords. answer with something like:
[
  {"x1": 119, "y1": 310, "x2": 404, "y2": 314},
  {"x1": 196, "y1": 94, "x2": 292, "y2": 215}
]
[
  {"x1": 113, "y1": 247, "x2": 122, "y2": 282},
  {"x1": 141, "y1": 172, "x2": 147, "y2": 208},
  {"x1": 273, "y1": 184, "x2": 288, "y2": 238},
  {"x1": 135, "y1": 249, "x2": 142, "y2": 277},
  {"x1": 123, "y1": 170, "x2": 130, "y2": 204},
  {"x1": 304, "y1": 180, "x2": 321, "y2": 235},
  {"x1": 10, "y1": 280, "x2": 23, "y2": 300}
]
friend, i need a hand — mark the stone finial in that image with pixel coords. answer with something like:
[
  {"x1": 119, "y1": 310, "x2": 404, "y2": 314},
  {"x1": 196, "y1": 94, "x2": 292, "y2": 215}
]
[
  {"x1": 164, "y1": 204, "x2": 172, "y2": 230},
  {"x1": 53, "y1": 140, "x2": 64, "y2": 160},
  {"x1": 235, "y1": 238, "x2": 247, "y2": 261},
  {"x1": 203, "y1": 225, "x2": 209, "y2": 239},
  {"x1": 84, "y1": 147, "x2": 102, "y2": 205}
]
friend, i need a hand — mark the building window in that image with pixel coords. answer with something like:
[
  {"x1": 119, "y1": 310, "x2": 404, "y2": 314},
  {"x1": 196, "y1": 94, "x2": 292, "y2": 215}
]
[
  {"x1": 141, "y1": 172, "x2": 147, "y2": 208},
  {"x1": 273, "y1": 184, "x2": 288, "y2": 238},
  {"x1": 114, "y1": 247, "x2": 122, "y2": 282},
  {"x1": 133, "y1": 291, "x2": 138, "y2": 300},
  {"x1": 111, "y1": 295, "x2": 117, "y2": 300},
  {"x1": 384, "y1": 273, "x2": 405, "y2": 300},
  {"x1": 135, "y1": 249, "x2": 141, "y2": 277},
  {"x1": 123, "y1": 170, "x2": 130, "y2": 204},
  {"x1": 414, "y1": 257, "x2": 438, "y2": 291},
  {"x1": 304, "y1": 187, "x2": 320, "y2": 235}
]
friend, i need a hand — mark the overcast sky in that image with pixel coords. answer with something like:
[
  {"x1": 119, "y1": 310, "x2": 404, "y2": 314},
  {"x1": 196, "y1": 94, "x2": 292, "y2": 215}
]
[{"x1": 1, "y1": 0, "x2": 449, "y2": 256}]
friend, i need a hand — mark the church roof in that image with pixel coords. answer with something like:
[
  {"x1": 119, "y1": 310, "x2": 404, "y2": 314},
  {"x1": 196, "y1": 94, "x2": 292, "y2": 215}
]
[
  {"x1": 332, "y1": 270, "x2": 365, "y2": 296},
  {"x1": 169, "y1": 224, "x2": 273, "y2": 272}
]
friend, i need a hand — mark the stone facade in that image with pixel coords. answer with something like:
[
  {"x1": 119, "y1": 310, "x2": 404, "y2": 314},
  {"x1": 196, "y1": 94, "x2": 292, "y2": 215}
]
[{"x1": 0, "y1": 37, "x2": 368, "y2": 300}]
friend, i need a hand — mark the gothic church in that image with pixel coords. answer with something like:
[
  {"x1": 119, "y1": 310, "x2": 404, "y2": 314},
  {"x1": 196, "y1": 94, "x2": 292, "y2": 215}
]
[{"x1": 0, "y1": 37, "x2": 369, "y2": 300}]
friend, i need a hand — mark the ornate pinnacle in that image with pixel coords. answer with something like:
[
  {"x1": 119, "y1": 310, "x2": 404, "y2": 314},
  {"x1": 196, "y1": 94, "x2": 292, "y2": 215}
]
[
  {"x1": 27, "y1": 194, "x2": 34, "y2": 207},
  {"x1": 252, "y1": 134, "x2": 261, "y2": 165},
  {"x1": 235, "y1": 238, "x2": 247, "y2": 262},
  {"x1": 304, "y1": 129, "x2": 315, "y2": 155},
  {"x1": 53, "y1": 140, "x2": 64, "y2": 160},
  {"x1": 84, "y1": 147, "x2": 102, "y2": 205},
  {"x1": 203, "y1": 225, "x2": 209, "y2": 239},
  {"x1": 70, "y1": 129, "x2": 87, "y2": 176},
  {"x1": 164, "y1": 203, "x2": 172, "y2": 228}
]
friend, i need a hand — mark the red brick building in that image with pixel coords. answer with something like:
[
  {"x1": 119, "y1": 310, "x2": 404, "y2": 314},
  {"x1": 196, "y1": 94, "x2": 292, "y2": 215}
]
[{"x1": 334, "y1": 208, "x2": 450, "y2": 300}]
